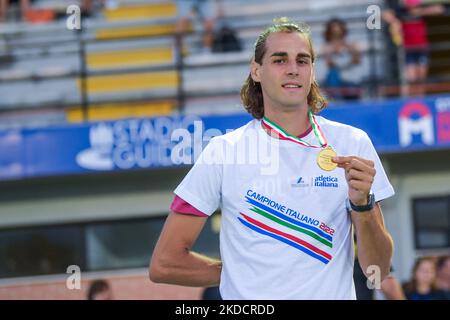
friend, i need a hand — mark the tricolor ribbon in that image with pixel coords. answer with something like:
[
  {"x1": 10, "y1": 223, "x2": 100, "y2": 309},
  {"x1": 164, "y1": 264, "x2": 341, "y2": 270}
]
[{"x1": 261, "y1": 111, "x2": 327, "y2": 148}]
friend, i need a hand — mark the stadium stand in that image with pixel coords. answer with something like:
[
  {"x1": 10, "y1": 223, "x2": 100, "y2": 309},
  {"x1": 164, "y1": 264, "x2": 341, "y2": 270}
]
[{"x1": 0, "y1": 0, "x2": 448, "y2": 127}]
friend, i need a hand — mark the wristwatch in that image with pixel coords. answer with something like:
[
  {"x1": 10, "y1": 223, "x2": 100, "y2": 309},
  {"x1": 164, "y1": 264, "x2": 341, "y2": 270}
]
[{"x1": 346, "y1": 193, "x2": 375, "y2": 213}]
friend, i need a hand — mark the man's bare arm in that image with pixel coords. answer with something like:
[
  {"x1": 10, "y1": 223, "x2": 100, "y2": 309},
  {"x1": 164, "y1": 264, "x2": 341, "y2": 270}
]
[
  {"x1": 352, "y1": 203, "x2": 394, "y2": 281},
  {"x1": 149, "y1": 211, "x2": 222, "y2": 287},
  {"x1": 333, "y1": 156, "x2": 393, "y2": 281}
]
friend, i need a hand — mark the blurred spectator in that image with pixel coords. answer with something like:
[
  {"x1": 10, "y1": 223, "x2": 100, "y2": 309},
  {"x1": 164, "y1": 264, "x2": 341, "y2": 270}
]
[
  {"x1": 0, "y1": 0, "x2": 31, "y2": 22},
  {"x1": 403, "y1": 257, "x2": 446, "y2": 300},
  {"x1": 175, "y1": 0, "x2": 223, "y2": 53},
  {"x1": 383, "y1": 0, "x2": 445, "y2": 96},
  {"x1": 87, "y1": 279, "x2": 113, "y2": 300},
  {"x1": 0, "y1": 0, "x2": 105, "y2": 22},
  {"x1": 435, "y1": 255, "x2": 450, "y2": 299},
  {"x1": 81, "y1": 0, "x2": 94, "y2": 17},
  {"x1": 201, "y1": 286, "x2": 222, "y2": 300},
  {"x1": 81, "y1": 0, "x2": 107, "y2": 18},
  {"x1": 322, "y1": 18, "x2": 362, "y2": 101},
  {"x1": 0, "y1": 35, "x2": 12, "y2": 64},
  {"x1": 354, "y1": 234, "x2": 405, "y2": 300},
  {"x1": 211, "y1": 23, "x2": 242, "y2": 53},
  {"x1": 380, "y1": 274, "x2": 406, "y2": 300}
]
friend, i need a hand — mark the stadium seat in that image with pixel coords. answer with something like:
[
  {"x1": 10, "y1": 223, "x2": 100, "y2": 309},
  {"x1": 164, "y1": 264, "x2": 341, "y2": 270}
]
[
  {"x1": 66, "y1": 100, "x2": 175, "y2": 122},
  {"x1": 77, "y1": 70, "x2": 178, "y2": 94},
  {"x1": 103, "y1": 2, "x2": 176, "y2": 21},
  {"x1": 86, "y1": 46, "x2": 173, "y2": 69}
]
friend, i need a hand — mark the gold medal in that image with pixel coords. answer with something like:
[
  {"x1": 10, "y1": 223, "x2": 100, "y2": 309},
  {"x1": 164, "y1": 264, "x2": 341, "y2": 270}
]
[{"x1": 317, "y1": 146, "x2": 337, "y2": 171}]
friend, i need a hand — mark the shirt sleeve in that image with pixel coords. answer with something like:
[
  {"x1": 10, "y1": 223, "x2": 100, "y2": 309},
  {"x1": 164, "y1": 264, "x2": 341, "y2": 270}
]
[
  {"x1": 358, "y1": 132, "x2": 395, "y2": 202},
  {"x1": 170, "y1": 195, "x2": 208, "y2": 217},
  {"x1": 173, "y1": 136, "x2": 223, "y2": 216}
]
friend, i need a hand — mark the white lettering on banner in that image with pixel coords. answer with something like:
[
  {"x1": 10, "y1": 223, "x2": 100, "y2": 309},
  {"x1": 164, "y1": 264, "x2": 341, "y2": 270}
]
[
  {"x1": 77, "y1": 117, "x2": 280, "y2": 174},
  {"x1": 154, "y1": 117, "x2": 174, "y2": 143},
  {"x1": 399, "y1": 116, "x2": 434, "y2": 146},
  {"x1": 192, "y1": 120, "x2": 204, "y2": 162},
  {"x1": 436, "y1": 97, "x2": 450, "y2": 112},
  {"x1": 76, "y1": 116, "x2": 201, "y2": 171},
  {"x1": 398, "y1": 102, "x2": 435, "y2": 147},
  {"x1": 76, "y1": 123, "x2": 114, "y2": 170},
  {"x1": 113, "y1": 142, "x2": 174, "y2": 169}
]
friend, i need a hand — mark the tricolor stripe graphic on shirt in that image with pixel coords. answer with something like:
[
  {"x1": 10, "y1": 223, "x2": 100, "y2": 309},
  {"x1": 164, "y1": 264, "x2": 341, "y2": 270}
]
[
  {"x1": 238, "y1": 213, "x2": 332, "y2": 264},
  {"x1": 245, "y1": 196, "x2": 333, "y2": 243},
  {"x1": 249, "y1": 206, "x2": 332, "y2": 248}
]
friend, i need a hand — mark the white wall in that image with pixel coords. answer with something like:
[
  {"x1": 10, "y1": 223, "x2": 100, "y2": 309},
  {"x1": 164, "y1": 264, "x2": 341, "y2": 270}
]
[{"x1": 0, "y1": 190, "x2": 173, "y2": 228}]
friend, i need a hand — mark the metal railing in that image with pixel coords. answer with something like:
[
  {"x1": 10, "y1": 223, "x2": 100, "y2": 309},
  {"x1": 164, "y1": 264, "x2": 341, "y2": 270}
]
[{"x1": 1, "y1": 3, "x2": 448, "y2": 125}]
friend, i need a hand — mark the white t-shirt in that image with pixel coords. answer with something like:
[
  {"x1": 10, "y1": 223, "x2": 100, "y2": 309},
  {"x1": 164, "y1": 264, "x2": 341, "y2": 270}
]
[{"x1": 174, "y1": 115, "x2": 395, "y2": 300}]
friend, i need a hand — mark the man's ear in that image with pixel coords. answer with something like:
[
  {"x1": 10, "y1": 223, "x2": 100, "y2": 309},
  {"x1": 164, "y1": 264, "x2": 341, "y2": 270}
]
[{"x1": 251, "y1": 60, "x2": 261, "y2": 83}]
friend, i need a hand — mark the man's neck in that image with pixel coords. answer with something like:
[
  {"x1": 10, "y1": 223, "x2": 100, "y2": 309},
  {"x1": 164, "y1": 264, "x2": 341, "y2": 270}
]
[{"x1": 264, "y1": 106, "x2": 311, "y2": 137}]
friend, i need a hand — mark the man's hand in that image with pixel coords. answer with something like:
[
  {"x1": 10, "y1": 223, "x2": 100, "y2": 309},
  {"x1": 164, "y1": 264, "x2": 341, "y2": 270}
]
[{"x1": 332, "y1": 156, "x2": 376, "y2": 206}]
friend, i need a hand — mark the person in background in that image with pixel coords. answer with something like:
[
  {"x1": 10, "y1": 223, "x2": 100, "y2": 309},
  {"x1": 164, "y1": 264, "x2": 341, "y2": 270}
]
[
  {"x1": 380, "y1": 273, "x2": 406, "y2": 300},
  {"x1": 383, "y1": 0, "x2": 445, "y2": 96},
  {"x1": 0, "y1": 0, "x2": 30, "y2": 22},
  {"x1": 87, "y1": 279, "x2": 113, "y2": 300},
  {"x1": 435, "y1": 255, "x2": 450, "y2": 299},
  {"x1": 201, "y1": 286, "x2": 222, "y2": 300},
  {"x1": 354, "y1": 262, "x2": 406, "y2": 299},
  {"x1": 403, "y1": 257, "x2": 446, "y2": 300},
  {"x1": 211, "y1": 23, "x2": 242, "y2": 53},
  {"x1": 81, "y1": 0, "x2": 106, "y2": 17},
  {"x1": 353, "y1": 236, "x2": 405, "y2": 300},
  {"x1": 175, "y1": 0, "x2": 223, "y2": 53},
  {"x1": 322, "y1": 18, "x2": 362, "y2": 100},
  {"x1": 0, "y1": 0, "x2": 102, "y2": 22}
]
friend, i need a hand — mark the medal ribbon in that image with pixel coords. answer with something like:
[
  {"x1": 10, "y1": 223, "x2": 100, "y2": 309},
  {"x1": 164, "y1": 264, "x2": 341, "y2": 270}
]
[{"x1": 261, "y1": 111, "x2": 327, "y2": 148}]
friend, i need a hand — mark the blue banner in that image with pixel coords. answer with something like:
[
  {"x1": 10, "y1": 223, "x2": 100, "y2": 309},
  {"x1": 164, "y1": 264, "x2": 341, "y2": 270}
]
[{"x1": 1, "y1": 95, "x2": 450, "y2": 181}]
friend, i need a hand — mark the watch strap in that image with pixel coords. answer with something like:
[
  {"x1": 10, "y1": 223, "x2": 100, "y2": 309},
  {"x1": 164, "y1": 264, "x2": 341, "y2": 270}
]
[{"x1": 348, "y1": 193, "x2": 375, "y2": 212}]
